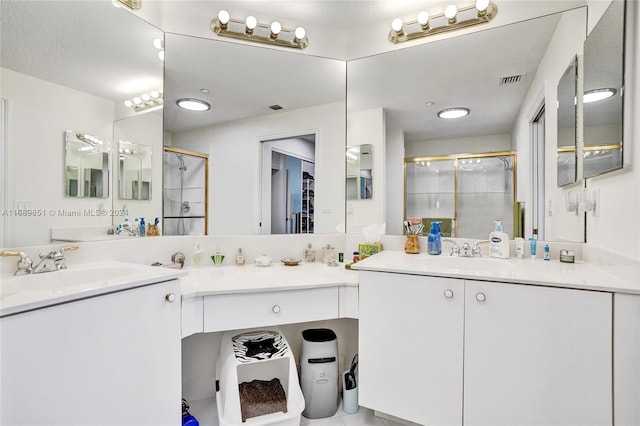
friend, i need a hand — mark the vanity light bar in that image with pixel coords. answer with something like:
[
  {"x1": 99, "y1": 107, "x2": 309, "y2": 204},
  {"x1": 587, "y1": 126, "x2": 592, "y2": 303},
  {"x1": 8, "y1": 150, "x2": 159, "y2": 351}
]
[
  {"x1": 113, "y1": 0, "x2": 142, "y2": 11},
  {"x1": 389, "y1": 1, "x2": 498, "y2": 44},
  {"x1": 124, "y1": 90, "x2": 163, "y2": 113},
  {"x1": 211, "y1": 10, "x2": 309, "y2": 49}
]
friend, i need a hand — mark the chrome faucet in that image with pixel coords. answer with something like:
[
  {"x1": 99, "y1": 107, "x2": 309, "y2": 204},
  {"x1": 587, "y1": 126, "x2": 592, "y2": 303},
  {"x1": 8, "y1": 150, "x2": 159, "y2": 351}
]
[
  {"x1": 1, "y1": 246, "x2": 79, "y2": 275},
  {"x1": 116, "y1": 223, "x2": 138, "y2": 236},
  {"x1": 472, "y1": 240, "x2": 490, "y2": 257},
  {"x1": 460, "y1": 242, "x2": 473, "y2": 257},
  {"x1": 443, "y1": 239, "x2": 460, "y2": 257}
]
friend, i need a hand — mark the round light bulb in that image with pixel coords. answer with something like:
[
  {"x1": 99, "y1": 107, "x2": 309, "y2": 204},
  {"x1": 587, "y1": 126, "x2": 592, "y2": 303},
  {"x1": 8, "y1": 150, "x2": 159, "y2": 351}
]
[
  {"x1": 445, "y1": 5, "x2": 458, "y2": 20},
  {"x1": 417, "y1": 11, "x2": 430, "y2": 26},
  {"x1": 294, "y1": 26, "x2": 306, "y2": 40},
  {"x1": 245, "y1": 15, "x2": 257, "y2": 30},
  {"x1": 133, "y1": 97, "x2": 142, "y2": 105},
  {"x1": 141, "y1": 93, "x2": 151, "y2": 102},
  {"x1": 158, "y1": 50, "x2": 164, "y2": 61},
  {"x1": 153, "y1": 38, "x2": 163, "y2": 50},
  {"x1": 476, "y1": 0, "x2": 490, "y2": 12},
  {"x1": 270, "y1": 21, "x2": 282, "y2": 35},
  {"x1": 217, "y1": 10, "x2": 230, "y2": 25},
  {"x1": 150, "y1": 90, "x2": 160, "y2": 99},
  {"x1": 124, "y1": 100, "x2": 133, "y2": 108},
  {"x1": 391, "y1": 18, "x2": 403, "y2": 33}
]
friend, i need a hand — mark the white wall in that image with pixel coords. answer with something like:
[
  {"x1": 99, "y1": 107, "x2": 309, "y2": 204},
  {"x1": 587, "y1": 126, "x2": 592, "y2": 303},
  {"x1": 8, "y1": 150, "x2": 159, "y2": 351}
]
[
  {"x1": 405, "y1": 134, "x2": 511, "y2": 158},
  {"x1": 514, "y1": 8, "x2": 587, "y2": 242},
  {"x1": 170, "y1": 102, "x2": 346, "y2": 235},
  {"x1": 1, "y1": 68, "x2": 115, "y2": 246}
]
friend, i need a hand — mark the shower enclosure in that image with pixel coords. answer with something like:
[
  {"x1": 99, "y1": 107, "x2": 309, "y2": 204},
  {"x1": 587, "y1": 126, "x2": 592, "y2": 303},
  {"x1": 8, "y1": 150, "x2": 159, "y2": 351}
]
[
  {"x1": 405, "y1": 152, "x2": 517, "y2": 240},
  {"x1": 163, "y1": 147, "x2": 208, "y2": 235}
]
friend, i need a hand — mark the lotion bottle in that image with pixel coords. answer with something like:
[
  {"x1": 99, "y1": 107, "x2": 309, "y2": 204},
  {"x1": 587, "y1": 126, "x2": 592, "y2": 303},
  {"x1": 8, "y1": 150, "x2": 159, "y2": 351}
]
[{"x1": 489, "y1": 220, "x2": 510, "y2": 259}]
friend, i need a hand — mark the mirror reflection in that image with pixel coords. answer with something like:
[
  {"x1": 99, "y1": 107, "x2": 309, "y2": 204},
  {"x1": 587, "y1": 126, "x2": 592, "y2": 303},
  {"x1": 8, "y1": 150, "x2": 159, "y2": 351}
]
[
  {"x1": 0, "y1": 1, "x2": 163, "y2": 246},
  {"x1": 118, "y1": 141, "x2": 152, "y2": 200},
  {"x1": 557, "y1": 56, "x2": 578, "y2": 187},
  {"x1": 163, "y1": 34, "x2": 346, "y2": 235},
  {"x1": 346, "y1": 145, "x2": 373, "y2": 200},
  {"x1": 347, "y1": 12, "x2": 571, "y2": 238},
  {"x1": 583, "y1": 0, "x2": 625, "y2": 179},
  {"x1": 64, "y1": 130, "x2": 110, "y2": 198}
]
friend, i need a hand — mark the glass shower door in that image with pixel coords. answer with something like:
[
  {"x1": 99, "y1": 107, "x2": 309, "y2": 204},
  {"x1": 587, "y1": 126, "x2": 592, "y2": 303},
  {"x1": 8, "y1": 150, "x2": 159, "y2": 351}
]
[{"x1": 163, "y1": 147, "x2": 208, "y2": 235}]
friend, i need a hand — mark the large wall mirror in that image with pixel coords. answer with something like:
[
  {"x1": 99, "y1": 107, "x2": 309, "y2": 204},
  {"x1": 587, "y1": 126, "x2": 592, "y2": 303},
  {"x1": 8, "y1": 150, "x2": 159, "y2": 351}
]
[
  {"x1": 583, "y1": 0, "x2": 625, "y2": 179},
  {"x1": 1, "y1": 1, "x2": 163, "y2": 246},
  {"x1": 346, "y1": 11, "x2": 587, "y2": 240},
  {"x1": 163, "y1": 33, "x2": 346, "y2": 235}
]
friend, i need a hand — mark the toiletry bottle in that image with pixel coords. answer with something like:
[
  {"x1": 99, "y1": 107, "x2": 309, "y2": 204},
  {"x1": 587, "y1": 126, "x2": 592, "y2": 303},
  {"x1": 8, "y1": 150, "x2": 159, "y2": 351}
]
[
  {"x1": 515, "y1": 237, "x2": 524, "y2": 258},
  {"x1": 544, "y1": 244, "x2": 551, "y2": 261},
  {"x1": 304, "y1": 243, "x2": 316, "y2": 262},
  {"x1": 236, "y1": 248, "x2": 245, "y2": 265},
  {"x1": 489, "y1": 220, "x2": 510, "y2": 259},
  {"x1": 529, "y1": 237, "x2": 537, "y2": 259},
  {"x1": 427, "y1": 221, "x2": 442, "y2": 255},
  {"x1": 193, "y1": 240, "x2": 203, "y2": 266},
  {"x1": 139, "y1": 218, "x2": 145, "y2": 237}
]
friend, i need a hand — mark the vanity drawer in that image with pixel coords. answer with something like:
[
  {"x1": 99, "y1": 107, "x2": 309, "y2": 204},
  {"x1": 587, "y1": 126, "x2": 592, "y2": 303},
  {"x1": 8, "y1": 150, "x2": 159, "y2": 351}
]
[{"x1": 203, "y1": 287, "x2": 339, "y2": 332}]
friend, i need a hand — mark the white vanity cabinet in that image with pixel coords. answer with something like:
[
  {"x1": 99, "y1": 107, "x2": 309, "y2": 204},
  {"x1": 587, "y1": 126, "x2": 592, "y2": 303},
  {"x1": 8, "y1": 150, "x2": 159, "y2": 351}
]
[
  {"x1": 1, "y1": 279, "x2": 181, "y2": 426},
  {"x1": 358, "y1": 271, "x2": 613, "y2": 426}
]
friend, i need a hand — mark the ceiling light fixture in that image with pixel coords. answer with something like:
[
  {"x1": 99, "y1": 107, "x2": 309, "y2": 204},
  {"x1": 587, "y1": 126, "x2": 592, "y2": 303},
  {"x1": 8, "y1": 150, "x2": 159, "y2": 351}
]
[
  {"x1": 153, "y1": 38, "x2": 164, "y2": 61},
  {"x1": 583, "y1": 88, "x2": 617, "y2": 103},
  {"x1": 389, "y1": 1, "x2": 498, "y2": 43},
  {"x1": 176, "y1": 98, "x2": 211, "y2": 112},
  {"x1": 124, "y1": 90, "x2": 163, "y2": 113},
  {"x1": 437, "y1": 107, "x2": 470, "y2": 119},
  {"x1": 211, "y1": 10, "x2": 309, "y2": 49}
]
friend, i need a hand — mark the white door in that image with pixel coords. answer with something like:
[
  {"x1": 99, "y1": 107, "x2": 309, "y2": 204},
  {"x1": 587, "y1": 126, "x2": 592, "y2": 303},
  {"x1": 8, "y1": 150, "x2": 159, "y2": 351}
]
[
  {"x1": 464, "y1": 281, "x2": 612, "y2": 426},
  {"x1": 358, "y1": 271, "x2": 464, "y2": 425}
]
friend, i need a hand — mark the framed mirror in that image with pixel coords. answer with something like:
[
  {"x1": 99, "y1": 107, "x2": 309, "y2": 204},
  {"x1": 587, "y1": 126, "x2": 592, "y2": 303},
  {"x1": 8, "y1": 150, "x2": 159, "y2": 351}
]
[
  {"x1": 346, "y1": 144, "x2": 373, "y2": 200},
  {"x1": 64, "y1": 130, "x2": 110, "y2": 198},
  {"x1": 583, "y1": 0, "x2": 625, "y2": 179},
  {"x1": 118, "y1": 141, "x2": 152, "y2": 200},
  {"x1": 557, "y1": 56, "x2": 578, "y2": 187},
  {"x1": 163, "y1": 34, "x2": 346, "y2": 235}
]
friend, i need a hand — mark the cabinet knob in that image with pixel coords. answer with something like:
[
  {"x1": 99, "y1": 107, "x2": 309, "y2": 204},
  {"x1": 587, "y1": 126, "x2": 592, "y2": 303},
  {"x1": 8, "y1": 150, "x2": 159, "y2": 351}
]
[
  {"x1": 272, "y1": 305, "x2": 281, "y2": 314},
  {"x1": 165, "y1": 293, "x2": 177, "y2": 303},
  {"x1": 444, "y1": 289, "x2": 454, "y2": 299},
  {"x1": 475, "y1": 292, "x2": 487, "y2": 303}
]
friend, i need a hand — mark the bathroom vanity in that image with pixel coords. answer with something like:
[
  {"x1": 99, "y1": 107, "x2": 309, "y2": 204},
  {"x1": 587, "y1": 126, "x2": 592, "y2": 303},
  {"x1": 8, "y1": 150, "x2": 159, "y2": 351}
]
[
  {"x1": 352, "y1": 251, "x2": 640, "y2": 426},
  {"x1": 0, "y1": 263, "x2": 186, "y2": 425}
]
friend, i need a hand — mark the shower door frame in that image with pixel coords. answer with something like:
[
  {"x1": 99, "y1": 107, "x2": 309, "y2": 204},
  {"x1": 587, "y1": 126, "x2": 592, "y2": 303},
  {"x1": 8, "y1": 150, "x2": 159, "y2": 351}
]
[
  {"x1": 404, "y1": 151, "x2": 517, "y2": 238},
  {"x1": 163, "y1": 146, "x2": 209, "y2": 235}
]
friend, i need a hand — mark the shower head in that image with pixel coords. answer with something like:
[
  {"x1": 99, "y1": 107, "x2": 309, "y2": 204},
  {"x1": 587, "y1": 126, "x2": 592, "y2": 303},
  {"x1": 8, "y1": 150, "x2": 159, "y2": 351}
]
[{"x1": 176, "y1": 153, "x2": 187, "y2": 171}]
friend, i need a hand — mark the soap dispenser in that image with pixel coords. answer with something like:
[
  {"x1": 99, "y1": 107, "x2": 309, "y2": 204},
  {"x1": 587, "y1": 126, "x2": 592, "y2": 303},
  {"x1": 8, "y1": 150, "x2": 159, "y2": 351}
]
[
  {"x1": 427, "y1": 221, "x2": 442, "y2": 255},
  {"x1": 489, "y1": 220, "x2": 510, "y2": 259}
]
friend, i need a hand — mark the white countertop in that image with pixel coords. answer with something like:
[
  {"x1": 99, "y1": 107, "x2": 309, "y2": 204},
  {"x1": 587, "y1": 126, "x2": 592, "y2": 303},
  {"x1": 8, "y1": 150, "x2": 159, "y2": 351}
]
[
  {"x1": 180, "y1": 261, "x2": 358, "y2": 298},
  {"x1": 351, "y1": 250, "x2": 640, "y2": 295},
  {"x1": 0, "y1": 261, "x2": 187, "y2": 317}
]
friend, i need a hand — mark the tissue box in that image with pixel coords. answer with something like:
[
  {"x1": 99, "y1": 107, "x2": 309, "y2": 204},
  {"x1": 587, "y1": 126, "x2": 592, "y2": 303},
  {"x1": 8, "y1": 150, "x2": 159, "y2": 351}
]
[{"x1": 359, "y1": 243, "x2": 383, "y2": 260}]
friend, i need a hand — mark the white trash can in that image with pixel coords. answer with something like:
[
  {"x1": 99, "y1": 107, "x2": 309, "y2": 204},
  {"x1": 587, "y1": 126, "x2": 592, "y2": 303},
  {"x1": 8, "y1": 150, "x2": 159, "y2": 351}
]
[{"x1": 300, "y1": 328, "x2": 339, "y2": 419}]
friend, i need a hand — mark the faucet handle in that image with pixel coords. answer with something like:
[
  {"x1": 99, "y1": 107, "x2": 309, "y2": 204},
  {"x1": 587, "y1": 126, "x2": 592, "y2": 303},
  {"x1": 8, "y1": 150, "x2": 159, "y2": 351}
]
[
  {"x1": 1, "y1": 251, "x2": 33, "y2": 275},
  {"x1": 442, "y1": 238, "x2": 460, "y2": 256},
  {"x1": 472, "y1": 240, "x2": 490, "y2": 257}
]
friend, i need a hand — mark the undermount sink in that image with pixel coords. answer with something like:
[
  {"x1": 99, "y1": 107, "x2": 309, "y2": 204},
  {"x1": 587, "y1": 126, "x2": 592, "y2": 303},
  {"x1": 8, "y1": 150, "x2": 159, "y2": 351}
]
[{"x1": 422, "y1": 254, "x2": 518, "y2": 271}]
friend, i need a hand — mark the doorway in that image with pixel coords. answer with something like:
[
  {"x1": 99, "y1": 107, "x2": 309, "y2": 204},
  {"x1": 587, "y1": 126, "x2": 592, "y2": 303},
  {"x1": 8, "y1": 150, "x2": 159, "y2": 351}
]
[{"x1": 261, "y1": 134, "x2": 315, "y2": 234}]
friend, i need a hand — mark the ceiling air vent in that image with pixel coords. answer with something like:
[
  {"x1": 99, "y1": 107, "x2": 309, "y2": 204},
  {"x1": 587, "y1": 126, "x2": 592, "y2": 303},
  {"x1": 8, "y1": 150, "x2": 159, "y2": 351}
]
[
  {"x1": 269, "y1": 104, "x2": 284, "y2": 110},
  {"x1": 499, "y1": 74, "x2": 525, "y2": 85}
]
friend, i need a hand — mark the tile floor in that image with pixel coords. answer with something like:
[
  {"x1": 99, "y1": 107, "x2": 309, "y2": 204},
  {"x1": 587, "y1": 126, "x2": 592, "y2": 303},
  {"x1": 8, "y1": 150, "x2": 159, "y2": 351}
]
[{"x1": 188, "y1": 398, "x2": 410, "y2": 426}]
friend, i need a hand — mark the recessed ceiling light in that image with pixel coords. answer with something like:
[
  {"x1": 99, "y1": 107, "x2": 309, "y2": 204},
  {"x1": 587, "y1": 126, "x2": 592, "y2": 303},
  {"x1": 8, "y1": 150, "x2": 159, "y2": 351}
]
[
  {"x1": 424, "y1": 101, "x2": 435, "y2": 107},
  {"x1": 437, "y1": 107, "x2": 470, "y2": 119},
  {"x1": 176, "y1": 98, "x2": 211, "y2": 112},
  {"x1": 583, "y1": 88, "x2": 617, "y2": 103},
  {"x1": 200, "y1": 88, "x2": 210, "y2": 94}
]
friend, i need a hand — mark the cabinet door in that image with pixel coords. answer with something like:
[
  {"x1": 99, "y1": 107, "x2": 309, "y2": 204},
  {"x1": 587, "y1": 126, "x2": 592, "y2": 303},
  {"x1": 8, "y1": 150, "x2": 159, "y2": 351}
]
[
  {"x1": 1, "y1": 280, "x2": 181, "y2": 425},
  {"x1": 359, "y1": 271, "x2": 464, "y2": 425},
  {"x1": 464, "y1": 281, "x2": 612, "y2": 426}
]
